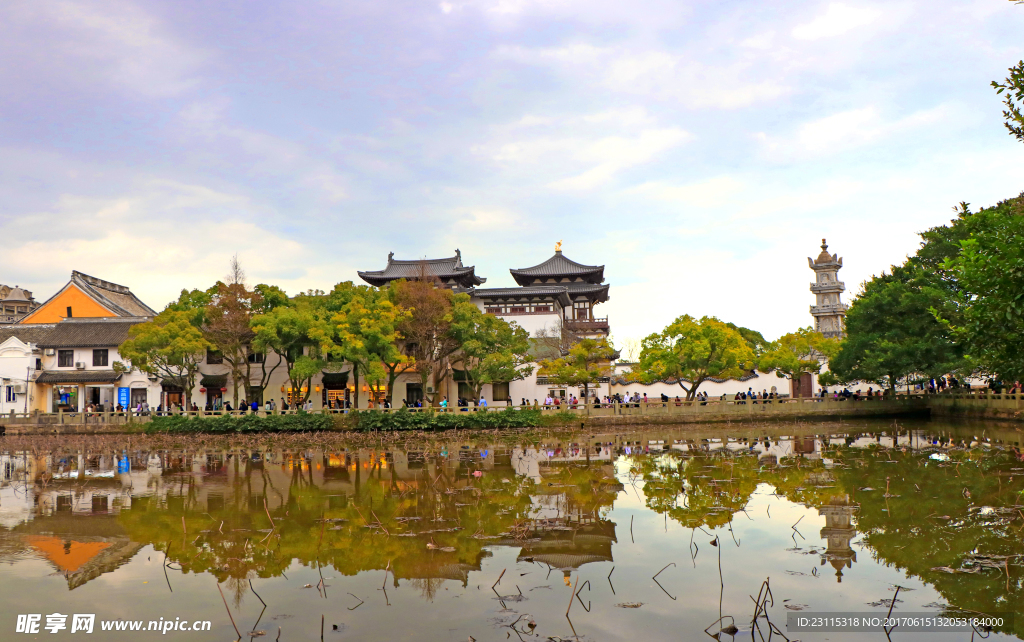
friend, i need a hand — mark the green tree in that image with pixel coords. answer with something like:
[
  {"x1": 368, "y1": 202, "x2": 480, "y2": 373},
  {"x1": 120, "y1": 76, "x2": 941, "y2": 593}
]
[
  {"x1": 393, "y1": 278, "x2": 466, "y2": 406},
  {"x1": 944, "y1": 194, "x2": 1024, "y2": 383},
  {"x1": 830, "y1": 265, "x2": 963, "y2": 392},
  {"x1": 331, "y1": 282, "x2": 411, "y2": 407},
  {"x1": 450, "y1": 305, "x2": 533, "y2": 402},
  {"x1": 993, "y1": 58, "x2": 1024, "y2": 143},
  {"x1": 759, "y1": 327, "x2": 840, "y2": 393},
  {"x1": 119, "y1": 310, "x2": 211, "y2": 404},
  {"x1": 251, "y1": 293, "x2": 336, "y2": 406},
  {"x1": 724, "y1": 322, "x2": 769, "y2": 356},
  {"x1": 830, "y1": 202, "x2": 981, "y2": 392},
  {"x1": 538, "y1": 337, "x2": 616, "y2": 401},
  {"x1": 630, "y1": 315, "x2": 754, "y2": 400}
]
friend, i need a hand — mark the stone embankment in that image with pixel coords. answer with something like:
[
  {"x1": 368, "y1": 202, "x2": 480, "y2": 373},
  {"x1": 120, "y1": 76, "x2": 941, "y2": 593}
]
[{"x1": 0, "y1": 396, "x2": 944, "y2": 435}]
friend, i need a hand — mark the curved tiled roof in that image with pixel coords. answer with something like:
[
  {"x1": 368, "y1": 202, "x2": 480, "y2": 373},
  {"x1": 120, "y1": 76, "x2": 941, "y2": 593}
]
[
  {"x1": 510, "y1": 251, "x2": 604, "y2": 285},
  {"x1": 0, "y1": 324, "x2": 56, "y2": 346},
  {"x1": 469, "y1": 285, "x2": 573, "y2": 306},
  {"x1": 610, "y1": 371, "x2": 761, "y2": 385},
  {"x1": 38, "y1": 318, "x2": 146, "y2": 348},
  {"x1": 71, "y1": 272, "x2": 157, "y2": 317},
  {"x1": 358, "y1": 250, "x2": 485, "y2": 287},
  {"x1": 35, "y1": 370, "x2": 121, "y2": 384},
  {"x1": 21, "y1": 272, "x2": 156, "y2": 323}
]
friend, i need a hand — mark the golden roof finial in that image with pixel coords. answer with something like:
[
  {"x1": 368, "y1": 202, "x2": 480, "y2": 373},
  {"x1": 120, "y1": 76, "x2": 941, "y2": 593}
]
[{"x1": 555, "y1": 240, "x2": 563, "y2": 252}]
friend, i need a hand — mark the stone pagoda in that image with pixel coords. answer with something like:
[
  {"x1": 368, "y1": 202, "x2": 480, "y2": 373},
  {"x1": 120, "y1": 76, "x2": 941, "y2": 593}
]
[
  {"x1": 818, "y1": 495, "x2": 859, "y2": 583},
  {"x1": 807, "y1": 239, "x2": 847, "y2": 338}
]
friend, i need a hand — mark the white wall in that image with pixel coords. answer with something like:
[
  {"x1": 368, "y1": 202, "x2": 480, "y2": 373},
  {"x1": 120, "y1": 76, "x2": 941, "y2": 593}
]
[{"x1": 0, "y1": 337, "x2": 35, "y2": 414}]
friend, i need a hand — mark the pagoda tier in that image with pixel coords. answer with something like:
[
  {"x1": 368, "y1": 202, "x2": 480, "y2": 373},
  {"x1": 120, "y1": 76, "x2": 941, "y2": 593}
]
[
  {"x1": 510, "y1": 249, "x2": 604, "y2": 286},
  {"x1": 357, "y1": 249, "x2": 485, "y2": 288},
  {"x1": 807, "y1": 239, "x2": 847, "y2": 338}
]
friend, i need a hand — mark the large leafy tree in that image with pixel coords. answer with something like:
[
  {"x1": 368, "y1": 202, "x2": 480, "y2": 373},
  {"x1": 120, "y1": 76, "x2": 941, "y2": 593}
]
[
  {"x1": 943, "y1": 195, "x2": 1024, "y2": 383},
  {"x1": 204, "y1": 281, "x2": 267, "y2": 406},
  {"x1": 831, "y1": 201, "x2": 1001, "y2": 391},
  {"x1": 538, "y1": 337, "x2": 617, "y2": 401},
  {"x1": 450, "y1": 305, "x2": 533, "y2": 402},
  {"x1": 630, "y1": 315, "x2": 754, "y2": 400},
  {"x1": 119, "y1": 310, "x2": 211, "y2": 402},
  {"x1": 392, "y1": 278, "x2": 467, "y2": 406},
  {"x1": 758, "y1": 327, "x2": 840, "y2": 391},
  {"x1": 992, "y1": 0, "x2": 1023, "y2": 144},
  {"x1": 830, "y1": 266, "x2": 963, "y2": 392},
  {"x1": 251, "y1": 293, "x2": 336, "y2": 406},
  {"x1": 330, "y1": 282, "x2": 412, "y2": 407}
]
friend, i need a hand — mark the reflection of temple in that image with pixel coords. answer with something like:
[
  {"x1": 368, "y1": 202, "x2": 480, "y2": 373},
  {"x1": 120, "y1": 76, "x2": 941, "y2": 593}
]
[
  {"x1": 819, "y1": 495, "x2": 858, "y2": 582},
  {"x1": 516, "y1": 518, "x2": 616, "y2": 579}
]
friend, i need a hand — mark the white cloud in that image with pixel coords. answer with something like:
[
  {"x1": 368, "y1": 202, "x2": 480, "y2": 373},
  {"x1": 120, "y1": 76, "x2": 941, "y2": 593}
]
[
  {"x1": 547, "y1": 128, "x2": 690, "y2": 190},
  {"x1": 792, "y1": 3, "x2": 884, "y2": 40},
  {"x1": 758, "y1": 104, "x2": 954, "y2": 158},
  {"x1": 496, "y1": 44, "x2": 790, "y2": 109},
  {"x1": 4, "y1": 0, "x2": 208, "y2": 97},
  {"x1": 627, "y1": 176, "x2": 747, "y2": 207}
]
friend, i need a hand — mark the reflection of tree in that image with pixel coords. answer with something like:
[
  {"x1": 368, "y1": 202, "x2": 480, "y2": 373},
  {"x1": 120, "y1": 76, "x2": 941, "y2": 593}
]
[
  {"x1": 631, "y1": 451, "x2": 761, "y2": 529},
  {"x1": 832, "y1": 446, "x2": 1024, "y2": 637},
  {"x1": 117, "y1": 452, "x2": 542, "y2": 590}
]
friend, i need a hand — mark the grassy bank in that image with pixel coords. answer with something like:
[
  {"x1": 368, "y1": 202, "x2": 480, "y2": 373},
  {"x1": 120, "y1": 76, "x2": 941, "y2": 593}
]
[{"x1": 144, "y1": 407, "x2": 564, "y2": 434}]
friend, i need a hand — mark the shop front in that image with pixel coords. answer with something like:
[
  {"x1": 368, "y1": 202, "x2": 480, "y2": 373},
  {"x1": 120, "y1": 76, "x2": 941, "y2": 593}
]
[
  {"x1": 200, "y1": 375, "x2": 227, "y2": 410},
  {"x1": 321, "y1": 372, "x2": 349, "y2": 409},
  {"x1": 36, "y1": 370, "x2": 121, "y2": 412},
  {"x1": 161, "y1": 383, "x2": 184, "y2": 410}
]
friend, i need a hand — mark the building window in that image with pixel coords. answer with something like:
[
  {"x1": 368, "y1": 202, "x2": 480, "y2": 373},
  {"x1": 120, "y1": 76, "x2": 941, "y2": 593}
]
[
  {"x1": 66, "y1": 306, "x2": 73, "y2": 318},
  {"x1": 57, "y1": 350, "x2": 74, "y2": 367},
  {"x1": 573, "y1": 301, "x2": 590, "y2": 319},
  {"x1": 5, "y1": 386, "x2": 14, "y2": 403},
  {"x1": 35, "y1": 358, "x2": 41, "y2": 371},
  {"x1": 207, "y1": 349, "x2": 224, "y2": 365},
  {"x1": 247, "y1": 349, "x2": 264, "y2": 364},
  {"x1": 93, "y1": 349, "x2": 109, "y2": 367}
]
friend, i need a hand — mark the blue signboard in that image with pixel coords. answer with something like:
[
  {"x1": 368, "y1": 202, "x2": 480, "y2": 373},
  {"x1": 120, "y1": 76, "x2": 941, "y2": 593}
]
[{"x1": 117, "y1": 387, "x2": 130, "y2": 408}]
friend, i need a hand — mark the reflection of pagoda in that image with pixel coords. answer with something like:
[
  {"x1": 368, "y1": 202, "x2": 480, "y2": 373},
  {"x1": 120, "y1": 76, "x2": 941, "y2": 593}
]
[
  {"x1": 819, "y1": 495, "x2": 858, "y2": 582},
  {"x1": 515, "y1": 518, "x2": 616, "y2": 577}
]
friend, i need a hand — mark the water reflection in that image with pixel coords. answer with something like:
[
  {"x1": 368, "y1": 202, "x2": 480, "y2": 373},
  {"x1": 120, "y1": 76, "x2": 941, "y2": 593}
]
[{"x1": 1, "y1": 422, "x2": 1022, "y2": 640}]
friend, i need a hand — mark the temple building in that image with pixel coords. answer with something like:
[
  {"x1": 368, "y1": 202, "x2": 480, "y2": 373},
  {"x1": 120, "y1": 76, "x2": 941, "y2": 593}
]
[
  {"x1": 469, "y1": 242, "x2": 610, "y2": 337},
  {"x1": 808, "y1": 239, "x2": 847, "y2": 338},
  {"x1": 0, "y1": 285, "x2": 39, "y2": 323},
  {"x1": 357, "y1": 250, "x2": 485, "y2": 289}
]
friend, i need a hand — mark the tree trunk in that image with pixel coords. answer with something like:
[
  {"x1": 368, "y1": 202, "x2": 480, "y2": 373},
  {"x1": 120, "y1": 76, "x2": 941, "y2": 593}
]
[{"x1": 353, "y1": 367, "x2": 361, "y2": 409}]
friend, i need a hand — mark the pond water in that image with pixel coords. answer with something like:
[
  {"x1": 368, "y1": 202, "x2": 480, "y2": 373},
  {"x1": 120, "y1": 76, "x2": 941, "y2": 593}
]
[{"x1": 0, "y1": 420, "x2": 1021, "y2": 641}]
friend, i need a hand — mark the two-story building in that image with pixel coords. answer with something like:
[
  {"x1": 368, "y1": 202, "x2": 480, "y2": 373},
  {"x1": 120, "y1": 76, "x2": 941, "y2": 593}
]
[
  {"x1": 34, "y1": 318, "x2": 156, "y2": 412},
  {"x1": 0, "y1": 325, "x2": 52, "y2": 415}
]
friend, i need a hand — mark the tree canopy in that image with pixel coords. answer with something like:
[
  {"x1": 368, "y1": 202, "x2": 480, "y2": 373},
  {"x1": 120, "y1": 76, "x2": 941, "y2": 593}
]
[
  {"x1": 758, "y1": 327, "x2": 839, "y2": 386},
  {"x1": 630, "y1": 315, "x2": 754, "y2": 400},
  {"x1": 943, "y1": 195, "x2": 1024, "y2": 383},
  {"x1": 538, "y1": 337, "x2": 616, "y2": 400},
  {"x1": 119, "y1": 309, "x2": 211, "y2": 400},
  {"x1": 450, "y1": 304, "x2": 533, "y2": 402}
]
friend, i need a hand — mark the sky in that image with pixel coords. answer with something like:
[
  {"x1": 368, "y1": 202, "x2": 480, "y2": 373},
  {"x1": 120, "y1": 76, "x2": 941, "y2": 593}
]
[{"x1": 1, "y1": 0, "x2": 1022, "y2": 345}]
